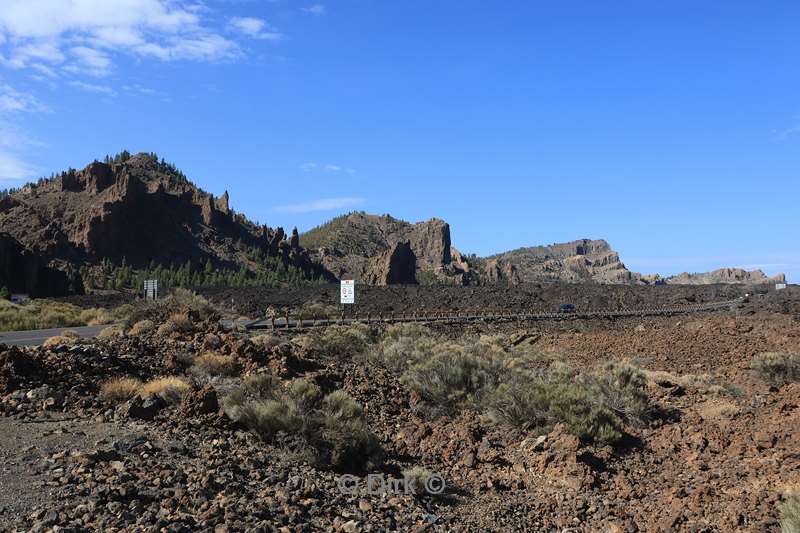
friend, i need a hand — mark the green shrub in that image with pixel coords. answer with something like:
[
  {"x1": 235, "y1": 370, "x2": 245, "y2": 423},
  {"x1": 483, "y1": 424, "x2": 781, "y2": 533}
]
[
  {"x1": 0, "y1": 299, "x2": 120, "y2": 332},
  {"x1": 781, "y1": 491, "x2": 800, "y2": 533},
  {"x1": 750, "y1": 352, "x2": 800, "y2": 385},
  {"x1": 0, "y1": 286, "x2": 9, "y2": 300},
  {"x1": 306, "y1": 324, "x2": 373, "y2": 358},
  {"x1": 243, "y1": 373, "x2": 281, "y2": 399},
  {"x1": 225, "y1": 378, "x2": 381, "y2": 470},
  {"x1": 402, "y1": 466, "x2": 435, "y2": 495},
  {"x1": 402, "y1": 350, "x2": 504, "y2": 415}
]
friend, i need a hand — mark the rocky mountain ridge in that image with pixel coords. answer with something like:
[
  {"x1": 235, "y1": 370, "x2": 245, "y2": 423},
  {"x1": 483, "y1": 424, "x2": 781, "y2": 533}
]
[
  {"x1": 0, "y1": 153, "x2": 330, "y2": 295},
  {"x1": 0, "y1": 154, "x2": 786, "y2": 295}
]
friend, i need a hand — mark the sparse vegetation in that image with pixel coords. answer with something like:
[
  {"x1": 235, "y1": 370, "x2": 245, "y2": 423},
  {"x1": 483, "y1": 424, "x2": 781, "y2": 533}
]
[
  {"x1": 128, "y1": 319, "x2": 155, "y2": 336},
  {"x1": 402, "y1": 466, "x2": 435, "y2": 495},
  {"x1": 781, "y1": 491, "x2": 800, "y2": 533},
  {"x1": 243, "y1": 373, "x2": 280, "y2": 398},
  {"x1": 750, "y1": 352, "x2": 800, "y2": 385},
  {"x1": 0, "y1": 298, "x2": 125, "y2": 333},
  {"x1": 304, "y1": 323, "x2": 374, "y2": 359},
  {"x1": 140, "y1": 377, "x2": 191, "y2": 404},
  {"x1": 192, "y1": 352, "x2": 240, "y2": 377},
  {"x1": 97, "y1": 324, "x2": 124, "y2": 340},
  {"x1": 99, "y1": 377, "x2": 143, "y2": 403},
  {"x1": 223, "y1": 378, "x2": 381, "y2": 470},
  {"x1": 42, "y1": 330, "x2": 82, "y2": 347},
  {"x1": 370, "y1": 326, "x2": 651, "y2": 444}
]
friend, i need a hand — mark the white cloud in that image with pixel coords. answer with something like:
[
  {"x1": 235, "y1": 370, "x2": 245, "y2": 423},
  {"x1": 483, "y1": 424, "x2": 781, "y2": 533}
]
[
  {"x1": 228, "y1": 17, "x2": 282, "y2": 41},
  {"x1": 0, "y1": 151, "x2": 36, "y2": 182},
  {"x1": 302, "y1": 4, "x2": 326, "y2": 16},
  {"x1": 68, "y1": 80, "x2": 116, "y2": 96},
  {"x1": 324, "y1": 164, "x2": 341, "y2": 172},
  {"x1": 273, "y1": 197, "x2": 365, "y2": 213},
  {"x1": 0, "y1": 84, "x2": 48, "y2": 112},
  {"x1": 0, "y1": 0, "x2": 246, "y2": 77},
  {"x1": 69, "y1": 46, "x2": 112, "y2": 76},
  {"x1": 300, "y1": 162, "x2": 318, "y2": 171}
]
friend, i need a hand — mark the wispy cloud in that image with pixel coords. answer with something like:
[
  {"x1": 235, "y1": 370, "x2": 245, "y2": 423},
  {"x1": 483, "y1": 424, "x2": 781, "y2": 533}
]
[
  {"x1": 68, "y1": 80, "x2": 116, "y2": 96},
  {"x1": 0, "y1": 151, "x2": 35, "y2": 182},
  {"x1": 301, "y1": 161, "x2": 356, "y2": 174},
  {"x1": 272, "y1": 197, "x2": 365, "y2": 213},
  {"x1": 0, "y1": 0, "x2": 271, "y2": 83},
  {"x1": 0, "y1": 83, "x2": 45, "y2": 182},
  {"x1": 302, "y1": 4, "x2": 326, "y2": 16},
  {"x1": 228, "y1": 17, "x2": 283, "y2": 41},
  {"x1": 0, "y1": 84, "x2": 48, "y2": 112}
]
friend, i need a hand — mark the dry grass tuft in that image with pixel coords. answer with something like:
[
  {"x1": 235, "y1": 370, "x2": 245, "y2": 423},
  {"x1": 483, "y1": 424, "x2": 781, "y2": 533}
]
[
  {"x1": 97, "y1": 324, "x2": 124, "y2": 340},
  {"x1": 128, "y1": 319, "x2": 155, "y2": 336},
  {"x1": 99, "y1": 377, "x2": 143, "y2": 403},
  {"x1": 192, "y1": 352, "x2": 240, "y2": 377},
  {"x1": 140, "y1": 377, "x2": 191, "y2": 404},
  {"x1": 42, "y1": 330, "x2": 82, "y2": 347},
  {"x1": 750, "y1": 352, "x2": 800, "y2": 385}
]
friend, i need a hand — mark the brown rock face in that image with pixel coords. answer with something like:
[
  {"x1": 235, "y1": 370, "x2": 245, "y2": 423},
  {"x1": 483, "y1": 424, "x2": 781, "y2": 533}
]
[
  {"x1": 482, "y1": 258, "x2": 521, "y2": 285},
  {"x1": 0, "y1": 153, "x2": 332, "y2": 295},
  {"x1": 363, "y1": 241, "x2": 417, "y2": 285},
  {"x1": 487, "y1": 239, "x2": 637, "y2": 284},
  {"x1": 303, "y1": 213, "x2": 453, "y2": 284},
  {"x1": 664, "y1": 268, "x2": 786, "y2": 285}
]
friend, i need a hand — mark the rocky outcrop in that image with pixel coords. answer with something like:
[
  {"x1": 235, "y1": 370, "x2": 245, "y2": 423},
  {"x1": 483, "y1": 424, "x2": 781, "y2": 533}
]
[
  {"x1": 363, "y1": 241, "x2": 417, "y2": 285},
  {"x1": 0, "y1": 233, "x2": 81, "y2": 296},
  {"x1": 482, "y1": 258, "x2": 520, "y2": 285},
  {"x1": 664, "y1": 268, "x2": 786, "y2": 285},
  {"x1": 302, "y1": 213, "x2": 455, "y2": 284},
  {"x1": 0, "y1": 153, "x2": 332, "y2": 295},
  {"x1": 487, "y1": 239, "x2": 637, "y2": 284}
]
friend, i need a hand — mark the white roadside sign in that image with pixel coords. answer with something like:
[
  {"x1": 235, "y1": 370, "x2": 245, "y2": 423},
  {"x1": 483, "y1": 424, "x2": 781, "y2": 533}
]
[
  {"x1": 340, "y1": 280, "x2": 355, "y2": 304},
  {"x1": 776, "y1": 283, "x2": 787, "y2": 290}
]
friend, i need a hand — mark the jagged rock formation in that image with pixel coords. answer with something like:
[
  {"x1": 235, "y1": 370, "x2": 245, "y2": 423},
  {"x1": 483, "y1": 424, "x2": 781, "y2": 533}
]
[
  {"x1": 363, "y1": 241, "x2": 417, "y2": 286},
  {"x1": 663, "y1": 268, "x2": 786, "y2": 285},
  {"x1": 0, "y1": 153, "x2": 331, "y2": 295},
  {"x1": 486, "y1": 239, "x2": 637, "y2": 284},
  {"x1": 302, "y1": 213, "x2": 458, "y2": 284}
]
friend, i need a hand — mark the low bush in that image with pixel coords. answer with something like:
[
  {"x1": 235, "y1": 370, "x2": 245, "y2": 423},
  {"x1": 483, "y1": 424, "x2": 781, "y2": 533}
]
[
  {"x1": 402, "y1": 466, "x2": 435, "y2": 495},
  {"x1": 0, "y1": 299, "x2": 121, "y2": 332},
  {"x1": 224, "y1": 378, "x2": 381, "y2": 470},
  {"x1": 781, "y1": 491, "x2": 800, "y2": 533},
  {"x1": 140, "y1": 377, "x2": 191, "y2": 404},
  {"x1": 128, "y1": 319, "x2": 155, "y2": 336},
  {"x1": 243, "y1": 373, "x2": 280, "y2": 399},
  {"x1": 750, "y1": 352, "x2": 800, "y2": 385},
  {"x1": 99, "y1": 377, "x2": 143, "y2": 403},
  {"x1": 97, "y1": 324, "x2": 124, "y2": 340},
  {"x1": 402, "y1": 350, "x2": 504, "y2": 415},
  {"x1": 192, "y1": 352, "x2": 240, "y2": 377},
  {"x1": 297, "y1": 302, "x2": 339, "y2": 322},
  {"x1": 42, "y1": 330, "x2": 82, "y2": 348},
  {"x1": 305, "y1": 323, "x2": 374, "y2": 359}
]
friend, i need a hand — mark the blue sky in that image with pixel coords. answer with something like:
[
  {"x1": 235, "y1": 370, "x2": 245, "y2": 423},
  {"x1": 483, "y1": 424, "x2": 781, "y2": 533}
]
[{"x1": 0, "y1": 1, "x2": 798, "y2": 282}]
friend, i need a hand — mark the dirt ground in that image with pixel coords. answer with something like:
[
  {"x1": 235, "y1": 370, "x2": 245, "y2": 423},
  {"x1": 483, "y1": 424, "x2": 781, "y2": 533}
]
[{"x1": 6, "y1": 284, "x2": 798, "y2": 531}]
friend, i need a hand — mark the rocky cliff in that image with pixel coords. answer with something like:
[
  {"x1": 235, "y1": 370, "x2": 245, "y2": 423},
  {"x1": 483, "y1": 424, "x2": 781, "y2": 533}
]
[
  {"x1": 662, "y1": 268, "x2": 786, "y2": 285},
  {"x1": 485, "y1": 239, "x2": 637, "y2": 284},
  {"x1": 302, "y1": 212, "x2": 460, "y2": 284},
  {"x1": 0, "y1": 153, "x2": 331, "y2": 294}
]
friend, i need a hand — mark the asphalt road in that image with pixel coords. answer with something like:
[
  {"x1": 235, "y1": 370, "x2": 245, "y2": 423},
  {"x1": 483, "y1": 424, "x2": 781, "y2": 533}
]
[{"x1": 0, "y1": 325, "x2": 108, "y2": 347}]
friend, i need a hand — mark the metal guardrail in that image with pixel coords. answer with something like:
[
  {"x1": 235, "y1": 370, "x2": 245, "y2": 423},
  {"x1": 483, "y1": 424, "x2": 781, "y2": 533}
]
[{"x1": 240, "y1": 299, "x2": 741, "y2": 331}]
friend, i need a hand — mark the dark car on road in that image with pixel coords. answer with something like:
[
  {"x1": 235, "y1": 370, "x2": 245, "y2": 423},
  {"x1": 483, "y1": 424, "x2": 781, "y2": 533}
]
[{"x1": 559, "y1": 303, "x2": 577, "y2": 313}]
